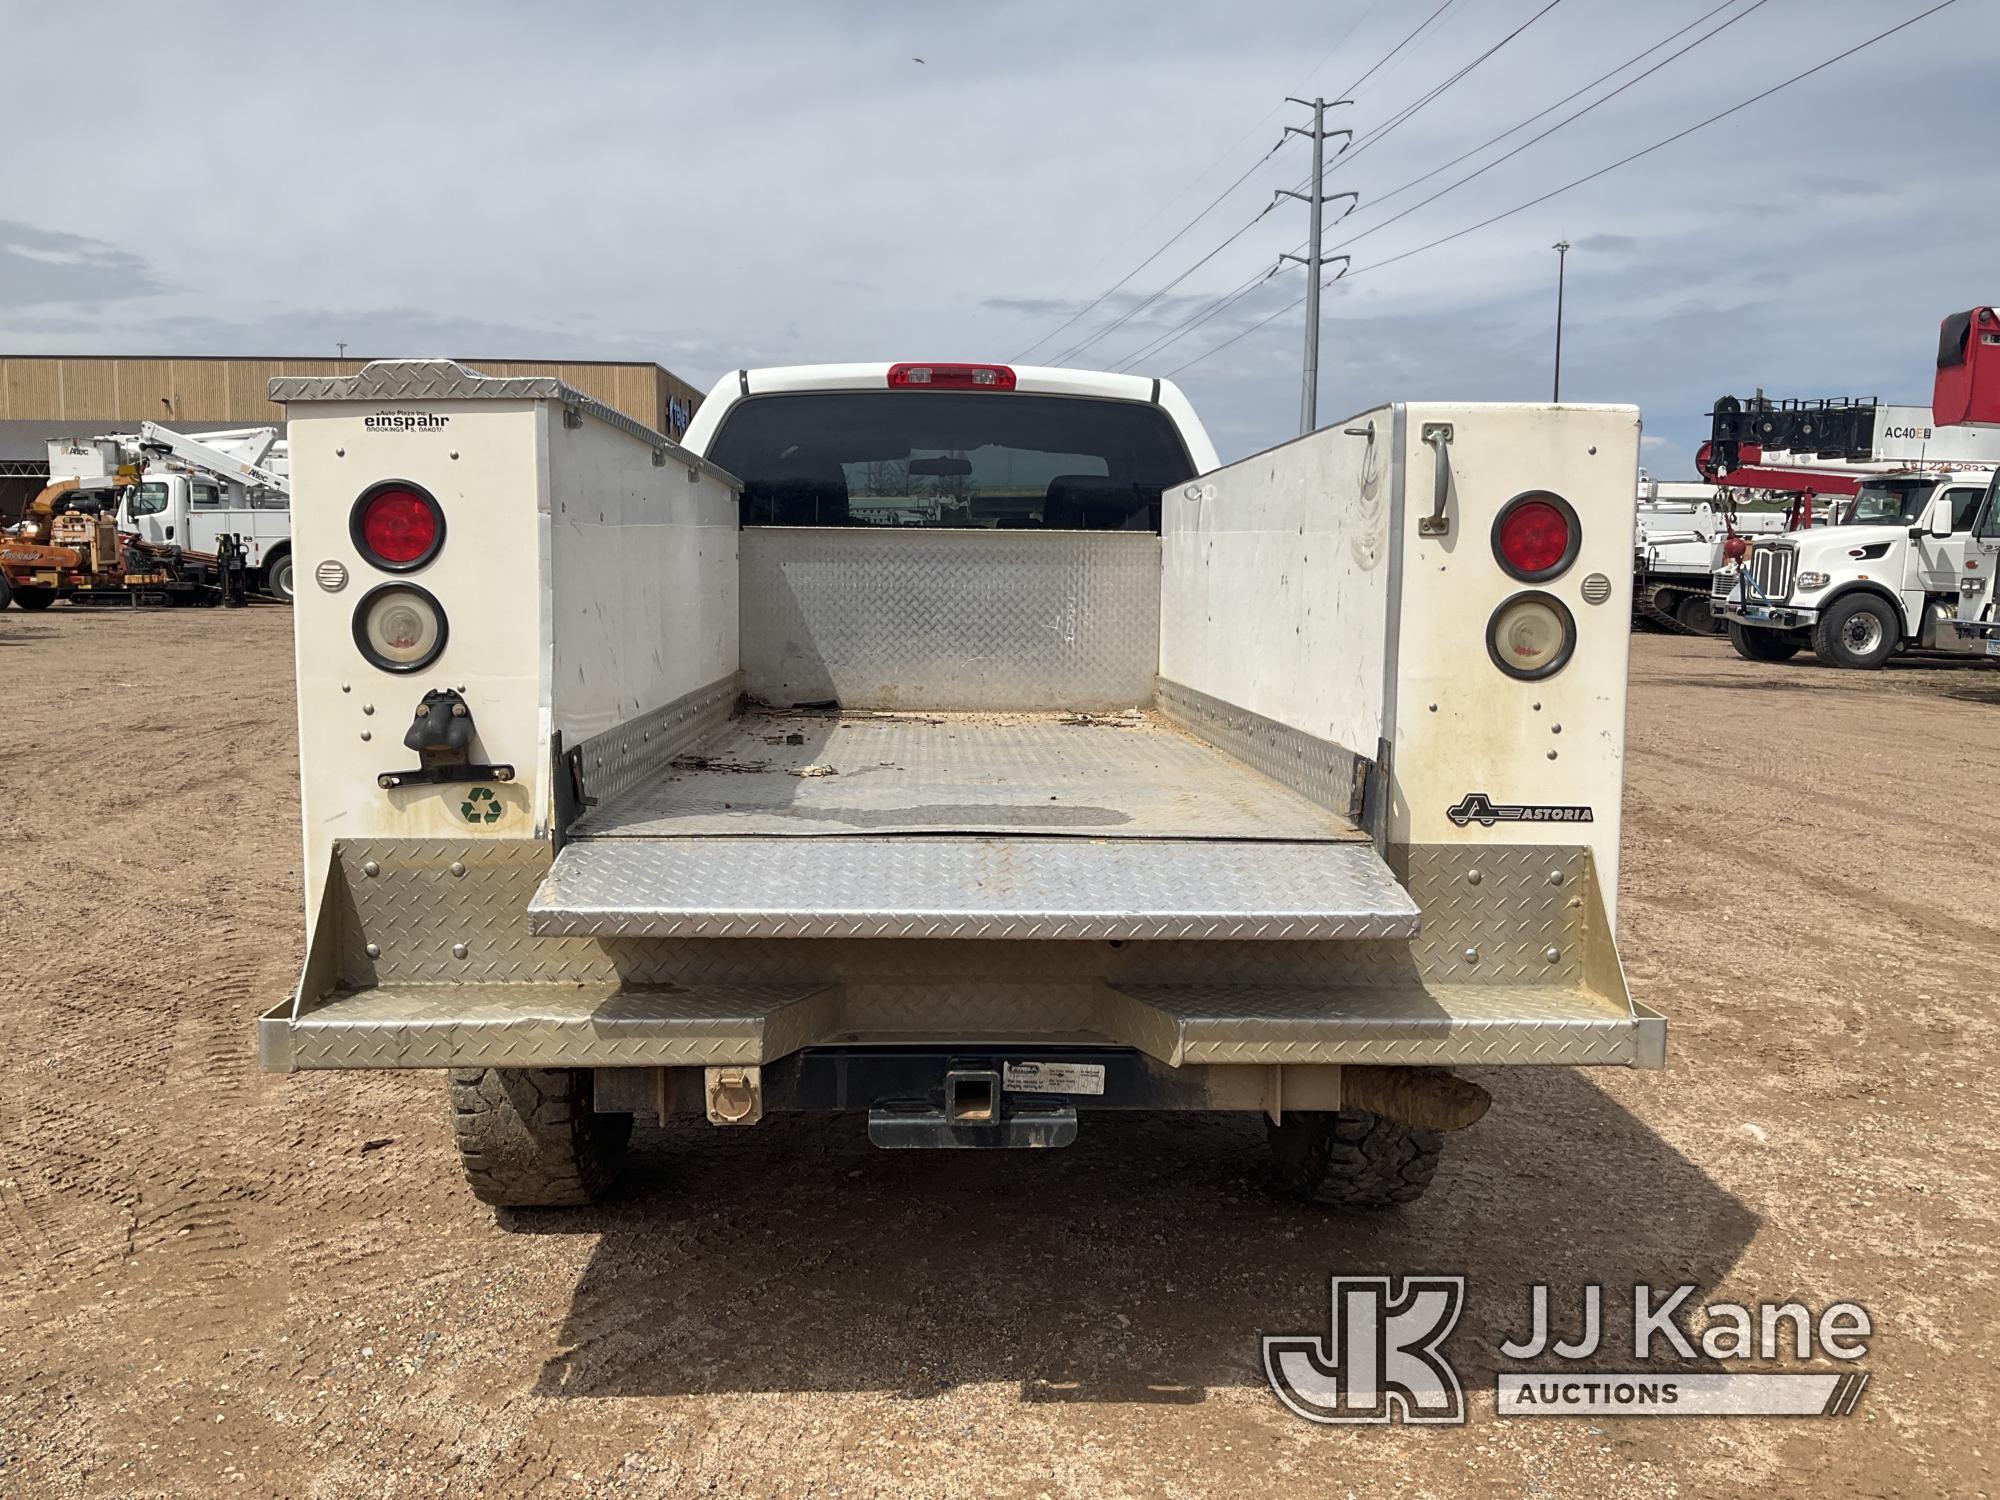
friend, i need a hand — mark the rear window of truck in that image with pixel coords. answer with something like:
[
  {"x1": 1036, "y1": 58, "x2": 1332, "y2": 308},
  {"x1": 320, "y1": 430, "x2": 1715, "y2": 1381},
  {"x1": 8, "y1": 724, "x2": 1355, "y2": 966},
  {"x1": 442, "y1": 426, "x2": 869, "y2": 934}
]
[{"x1": 706, "y1": 391, "x2": 1196, "y2": 530}]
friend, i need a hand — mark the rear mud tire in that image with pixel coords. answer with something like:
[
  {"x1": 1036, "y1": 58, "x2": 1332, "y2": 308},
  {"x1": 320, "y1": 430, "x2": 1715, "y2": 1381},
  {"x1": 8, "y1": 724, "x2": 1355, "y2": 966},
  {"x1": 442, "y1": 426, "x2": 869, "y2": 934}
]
[
  {"x1": 1728, "y1": 621, "x2": 1802, "y2": 662},
  {"x1": 448, "y1": 1067, "x2": 631, "y2": 1207},
  {"x1": 9, "y1": 585, "x2": 55, "y2": 611},
  {"x1": 1266, "y1": 1108, "x2": 1443, "y2": 1210},
  {"x1": 1811, "y1": 593, "x2": 1899, "y2": 670}
]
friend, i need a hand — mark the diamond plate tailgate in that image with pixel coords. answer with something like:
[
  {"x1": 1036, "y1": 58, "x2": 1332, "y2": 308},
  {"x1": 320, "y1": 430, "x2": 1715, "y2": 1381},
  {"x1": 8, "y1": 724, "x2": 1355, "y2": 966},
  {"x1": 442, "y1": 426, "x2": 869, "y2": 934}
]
[{"x1": 526, "y1": 836, "x2": 1421, "y2": 942}]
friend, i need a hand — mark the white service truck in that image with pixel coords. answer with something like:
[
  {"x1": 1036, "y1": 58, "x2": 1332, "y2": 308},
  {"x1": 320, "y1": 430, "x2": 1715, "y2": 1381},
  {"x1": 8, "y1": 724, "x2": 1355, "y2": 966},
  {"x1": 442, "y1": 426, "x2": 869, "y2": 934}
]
[
  {"x1": 259, "y1": 358, "x2": 1660, "y2": 1211},
  {"x1": 1712, "y1": 465, "x2": 1995, "y2": 668}
]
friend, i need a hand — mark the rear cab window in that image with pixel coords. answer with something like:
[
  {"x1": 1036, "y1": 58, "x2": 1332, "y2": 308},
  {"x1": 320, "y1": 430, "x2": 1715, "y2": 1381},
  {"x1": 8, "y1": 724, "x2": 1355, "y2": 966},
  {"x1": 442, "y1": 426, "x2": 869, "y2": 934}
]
[{"x1": 705, "y1": 391, "x2": 1197, "y2": 530}]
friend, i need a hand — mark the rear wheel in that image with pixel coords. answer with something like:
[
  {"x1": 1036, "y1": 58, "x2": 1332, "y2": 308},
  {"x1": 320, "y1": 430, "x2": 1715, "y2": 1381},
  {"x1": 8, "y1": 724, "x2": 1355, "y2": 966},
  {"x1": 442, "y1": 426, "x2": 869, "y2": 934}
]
[
  {"x1": 1266, "y1": 1108, "x2": 1443, "y2": 1210},
  {"x1": 1728, "y1": 622, "x2": 1801, "y2": 661},
  {"x1": 1812, "y1": 593, "x2": 1899, "y2": 670},
  {"x1": 10, "y1": 585, "x2": 55, "y2": 612},
  {"x1": 264, "y1": 553, "x2": 295, "y2": 605},
  {"x1": 448, "y1": 1067, "x2": 632, "y2": 1207}
]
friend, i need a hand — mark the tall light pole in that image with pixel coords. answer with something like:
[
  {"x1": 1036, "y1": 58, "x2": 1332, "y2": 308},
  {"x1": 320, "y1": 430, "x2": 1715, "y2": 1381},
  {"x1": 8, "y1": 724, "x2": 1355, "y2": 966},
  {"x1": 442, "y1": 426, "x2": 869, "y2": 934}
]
[
  {"x1": 1551, "y1": 240, "x2": 1570, "y2": 403},
  {"x1": 1276, "y1": 97, "x2": 1353, "y2": 436}
]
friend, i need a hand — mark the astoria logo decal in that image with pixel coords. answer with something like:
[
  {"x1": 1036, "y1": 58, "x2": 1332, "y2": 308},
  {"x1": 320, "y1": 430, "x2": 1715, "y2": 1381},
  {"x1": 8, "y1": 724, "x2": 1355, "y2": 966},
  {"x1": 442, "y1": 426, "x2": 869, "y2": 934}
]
[{"x1": 1447, "y1": 793, "x2": 1594, "y2": 827}]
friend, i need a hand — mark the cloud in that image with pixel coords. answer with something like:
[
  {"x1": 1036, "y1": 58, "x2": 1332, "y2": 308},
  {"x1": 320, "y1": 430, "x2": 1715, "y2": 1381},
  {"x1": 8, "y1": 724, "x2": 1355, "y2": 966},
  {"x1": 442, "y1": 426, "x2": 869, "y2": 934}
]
[
  {"x1": 0, "y1": 0, "x2": 1991, "y2": 476},
  {"x1": 0, "y1": 220, "x2": 170, "y2": 306}
]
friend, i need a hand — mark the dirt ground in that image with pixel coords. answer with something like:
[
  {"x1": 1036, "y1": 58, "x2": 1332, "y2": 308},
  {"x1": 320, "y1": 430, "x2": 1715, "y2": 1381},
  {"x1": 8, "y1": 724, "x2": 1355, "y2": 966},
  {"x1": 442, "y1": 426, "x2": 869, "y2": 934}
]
[{"x1": 1, "y1": 607, "x2": 1996, "y2": 1499}]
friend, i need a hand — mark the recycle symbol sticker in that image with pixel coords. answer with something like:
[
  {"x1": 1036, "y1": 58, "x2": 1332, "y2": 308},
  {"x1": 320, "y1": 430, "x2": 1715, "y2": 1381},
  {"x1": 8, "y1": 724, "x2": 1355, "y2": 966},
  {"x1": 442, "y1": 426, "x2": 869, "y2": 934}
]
[{"x1": 460, "y1": 786, "x2": 504, "y2": 824}]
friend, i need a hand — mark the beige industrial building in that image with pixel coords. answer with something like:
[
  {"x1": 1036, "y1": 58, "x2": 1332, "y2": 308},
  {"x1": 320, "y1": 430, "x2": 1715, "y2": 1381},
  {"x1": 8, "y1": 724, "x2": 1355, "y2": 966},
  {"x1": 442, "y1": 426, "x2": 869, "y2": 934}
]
[{"x1": 0, "y1": 354, "x2": 705, "y2": 520}]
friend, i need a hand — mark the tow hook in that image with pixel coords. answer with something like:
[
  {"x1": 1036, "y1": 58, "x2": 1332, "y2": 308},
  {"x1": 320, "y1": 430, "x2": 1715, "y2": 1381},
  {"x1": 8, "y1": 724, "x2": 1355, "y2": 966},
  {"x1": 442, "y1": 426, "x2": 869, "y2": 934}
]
[
  {"x1": 706, "y1": 1066, "x2": 763, "y2": 1126},
  {"x1": 377, "y1": 688, "x2": 516, "y2": 789}
]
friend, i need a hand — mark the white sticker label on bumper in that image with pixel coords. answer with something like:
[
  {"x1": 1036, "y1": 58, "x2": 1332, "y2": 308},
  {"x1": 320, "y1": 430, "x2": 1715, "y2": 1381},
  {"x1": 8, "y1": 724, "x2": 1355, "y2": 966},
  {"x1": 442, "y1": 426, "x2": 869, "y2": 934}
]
[{"x1": 1003, "y1": 1061, "x2": 1106, "y2": 1096}]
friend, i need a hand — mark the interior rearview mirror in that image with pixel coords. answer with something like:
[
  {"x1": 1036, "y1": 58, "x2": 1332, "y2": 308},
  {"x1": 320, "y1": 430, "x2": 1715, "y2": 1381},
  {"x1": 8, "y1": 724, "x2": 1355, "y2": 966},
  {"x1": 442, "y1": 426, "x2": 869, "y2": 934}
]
[{"x1": 908, "y1": 456, "x2": 972, "y2": 478}]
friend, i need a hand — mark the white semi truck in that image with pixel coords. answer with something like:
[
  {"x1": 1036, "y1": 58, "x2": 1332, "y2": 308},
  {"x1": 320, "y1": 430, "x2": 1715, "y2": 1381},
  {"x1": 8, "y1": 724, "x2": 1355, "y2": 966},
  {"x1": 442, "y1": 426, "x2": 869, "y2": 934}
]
[
  {"x1": 258, "y1": 358, "x2": 1660, "y2": 1211},
  {"x1": 1713, "y1": 465, "x2": 1994, "y2": 667},
  {"x1": 1951, "y1": 471, "x2": 2000, "y2": 658}
]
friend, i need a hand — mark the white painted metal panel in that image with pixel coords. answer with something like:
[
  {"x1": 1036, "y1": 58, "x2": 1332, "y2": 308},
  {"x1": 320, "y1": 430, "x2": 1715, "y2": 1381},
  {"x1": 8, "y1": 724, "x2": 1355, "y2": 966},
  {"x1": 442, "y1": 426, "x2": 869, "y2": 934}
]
[
  {"x1": 285, "y1": 400, "x2": 552, "y2": 918},
  {"x1": 1158, "y1": 407, "x2": 1395, "y2": 759},
  {"x1": 1387, "y1": 403, "x2": 1639, "y2": 917},
  {"x1": 547, "y1": 414, "x2": 739, "y2": 743}
]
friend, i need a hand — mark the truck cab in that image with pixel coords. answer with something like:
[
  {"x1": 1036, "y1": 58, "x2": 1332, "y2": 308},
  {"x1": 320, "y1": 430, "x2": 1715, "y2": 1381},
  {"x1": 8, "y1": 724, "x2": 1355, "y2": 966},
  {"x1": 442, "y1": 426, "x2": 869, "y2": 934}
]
[{"x1": 1713, "y1": 466, "x2": 1993, "y2": 668}]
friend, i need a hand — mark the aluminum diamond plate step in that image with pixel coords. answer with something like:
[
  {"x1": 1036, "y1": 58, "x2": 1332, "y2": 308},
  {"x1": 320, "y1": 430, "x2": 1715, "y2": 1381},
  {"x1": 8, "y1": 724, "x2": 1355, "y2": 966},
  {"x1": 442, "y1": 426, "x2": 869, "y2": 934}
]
[
  {"x1": 1107, "y1": 984, "x2": 1665, "y2": 1068},
  {"x1": 527, "y1": 837, "x2": 1420, "y2": 942},
  {"x1": 261, "y1": 983, "x2": 836, "y2": 1071}
]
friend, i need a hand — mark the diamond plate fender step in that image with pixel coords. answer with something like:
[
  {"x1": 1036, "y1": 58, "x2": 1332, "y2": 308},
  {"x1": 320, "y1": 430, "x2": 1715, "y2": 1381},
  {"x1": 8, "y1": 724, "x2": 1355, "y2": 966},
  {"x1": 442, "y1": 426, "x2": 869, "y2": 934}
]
[
  {"x1": 261, "y1": 983, "x2": 835, "y2": 1071},
  {"x1": 1106, "y1": 984, "x2": 1665, "y2": 1068},
  {"x1": 526, "y1": 836, "x2": 1421, "y2": 942}
]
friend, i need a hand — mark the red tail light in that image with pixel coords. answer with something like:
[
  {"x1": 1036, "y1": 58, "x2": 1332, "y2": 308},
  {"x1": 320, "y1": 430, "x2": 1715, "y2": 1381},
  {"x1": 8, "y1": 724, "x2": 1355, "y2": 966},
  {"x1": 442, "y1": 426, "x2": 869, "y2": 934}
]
[
  {"x1": 887, "y1": 363, "x2": 1016, "y2": 391},
  {"x1": 351, "y1": 481, "x2": 445, "y2": 572},
  {"x1": 1492, "y1": 491, "x2": 1579, "y2": 582}
]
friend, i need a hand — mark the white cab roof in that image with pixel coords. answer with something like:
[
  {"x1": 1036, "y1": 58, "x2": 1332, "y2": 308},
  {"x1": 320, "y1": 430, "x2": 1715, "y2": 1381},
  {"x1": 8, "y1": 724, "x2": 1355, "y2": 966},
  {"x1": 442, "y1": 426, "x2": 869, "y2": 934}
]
[{"x1": 680, "y1": 362, "x2": 1221, "y2": 473}]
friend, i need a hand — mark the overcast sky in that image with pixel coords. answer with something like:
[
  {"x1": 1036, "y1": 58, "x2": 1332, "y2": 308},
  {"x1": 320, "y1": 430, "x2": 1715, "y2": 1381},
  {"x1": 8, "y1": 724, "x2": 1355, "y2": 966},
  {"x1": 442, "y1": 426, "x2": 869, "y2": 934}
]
[{"x1": 1, "y1": 0, "x2": 1994, "y2": 474}]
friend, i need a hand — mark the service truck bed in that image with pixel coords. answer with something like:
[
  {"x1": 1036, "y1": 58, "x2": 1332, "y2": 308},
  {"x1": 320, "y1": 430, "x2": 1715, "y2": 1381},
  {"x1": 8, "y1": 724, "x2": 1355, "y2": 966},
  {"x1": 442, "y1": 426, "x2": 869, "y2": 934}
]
[{"x1": 529, "y1": 707, "x2": 1417, "y2": 942}]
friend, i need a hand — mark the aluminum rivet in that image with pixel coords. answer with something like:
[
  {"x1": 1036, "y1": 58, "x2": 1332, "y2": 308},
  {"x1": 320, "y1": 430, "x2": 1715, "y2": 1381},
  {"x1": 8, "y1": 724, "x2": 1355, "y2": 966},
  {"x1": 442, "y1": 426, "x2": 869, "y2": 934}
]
[
  {"x1": 360, "y1": 730, "x2": 371, "y2": 742},
  {"x1": 451, "y1": 703, "x2": 468, "y2": 717},
  {"x1": 1548, "y1": 869, "x2": 1565, "y2": 885},
  {"x1": 1551, "y1": 723, "x2": 1562, "y2": 734},
  {"x1": 1466, "y1": 869, "x2": 1482, "y2": 886},
  {"x1": 449, "y1": 450, "x2": 460, "y2": 460},
  {"x1": 451, "y1": 942, "x2": 469, "y2": 960},
  {"x1": 361, "y1": 860, "x2": 380, "y2": 877},
  {"x1": 335, "y1": 447, "x2": 346, "y2": 458},
  {"x1": 362, "y1": 703, "x2": 375, "y2": 716},
  {"x1": 1463, "y1": 947, "x2": 1480, "y2": 964},
  {"x1": 1588, "y1": 445, "x2": 1598, "y2": 455},
  {"x1": 450, "y1": 861, "x2": 466, "y2": 878},
  {"x1": 1428, "y1": 703, "x2": 1438, "y2": 712},
  {"x1": 1545, "y1": 947, "x2": 1562, "y2": 963},
  {"x1": 340, "y1": 684, "x2": 351, "y2": 694},
  {"x1": 1547, "y1": 750, "x2": 1559, "y2": 760},
  {"x1": 364, "y1": 942, "x2": 380, "y2": 959},
  {"x1": 1532, "y1": 701, "x2": 1542, "y2": 712}
]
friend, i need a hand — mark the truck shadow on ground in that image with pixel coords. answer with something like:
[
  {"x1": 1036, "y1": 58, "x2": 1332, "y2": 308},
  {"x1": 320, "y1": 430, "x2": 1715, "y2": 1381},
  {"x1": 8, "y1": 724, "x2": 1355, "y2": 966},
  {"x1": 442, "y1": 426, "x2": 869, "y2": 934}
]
[{"x1": 522, "y1": 1067, "x2": 1757, "y2": 1403}]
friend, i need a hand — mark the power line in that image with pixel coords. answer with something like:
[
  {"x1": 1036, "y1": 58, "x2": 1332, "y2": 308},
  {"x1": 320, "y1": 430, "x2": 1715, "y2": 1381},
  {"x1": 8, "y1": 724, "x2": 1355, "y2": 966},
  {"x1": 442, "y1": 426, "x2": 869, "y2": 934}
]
[
  {"x1": 1011, "y1": 138, "x2": 1289, "y2": 361},
  {"x1": 1294, "y1": 0, "x2": 1569, "y2": 191},
  {"x1": 1139, "y1": 0, "x2": 1764, "y2": 371},
  {"x1": 1167, "y1": 0, "x2": 1962, "y2": 378},
  {"x1": 1314, "y1": 0, "x2": 1776, "y2": 262},
  {"x1": 1118, "y1": 0, "x2": 1582, "y2": 374},
  {"x1": 1048, "y1": 198, "x2": 1286, "y2": 366},
  {"x1": 1357, "y1": 0, "x2": 1746, "y2": 218},
  {"x1": 1339, "y1": 0, "x2": 1460, "y2": 99},
  {"x1": 1013, "y1": 0, "x2": 1458, "y2": 364},
  {"x1": 1019, "y1": 0, "x2": 1393, "y2": 323}
]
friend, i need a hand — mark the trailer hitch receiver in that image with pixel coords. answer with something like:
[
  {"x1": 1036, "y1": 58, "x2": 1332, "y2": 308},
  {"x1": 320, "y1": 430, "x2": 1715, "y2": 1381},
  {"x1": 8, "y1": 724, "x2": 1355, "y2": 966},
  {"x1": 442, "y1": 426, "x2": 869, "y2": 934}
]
[{"x1": 376, "y1": 688, "x2": 516, "y2": 789}]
